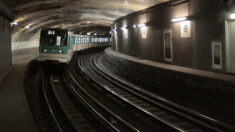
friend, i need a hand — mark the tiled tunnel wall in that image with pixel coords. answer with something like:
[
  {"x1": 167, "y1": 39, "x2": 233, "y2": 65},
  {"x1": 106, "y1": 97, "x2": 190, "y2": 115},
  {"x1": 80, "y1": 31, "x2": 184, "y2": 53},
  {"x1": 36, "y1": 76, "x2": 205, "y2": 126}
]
[{"x1": 0, "y1": 15, "x2": 12, "y2": 82}]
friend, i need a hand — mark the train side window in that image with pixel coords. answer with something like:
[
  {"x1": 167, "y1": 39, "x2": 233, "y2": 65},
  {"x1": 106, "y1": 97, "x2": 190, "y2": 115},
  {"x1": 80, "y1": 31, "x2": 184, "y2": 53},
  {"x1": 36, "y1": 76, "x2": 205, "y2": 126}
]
[
  {"x1": 56, "y1": 36, "x2": 61, "y2": 46},
  {"x1": 212, "y1": 41, "x2": 222, "y2": 69},
  {"x1": 164, "y1": 29, "x2": 173, "y2": 62},
  {"x1": 76, "y1": 37, "x2": 79, "y2": 44},
  {"x1": 48, "y1": 30, "x2": 55, "y2": 35}
]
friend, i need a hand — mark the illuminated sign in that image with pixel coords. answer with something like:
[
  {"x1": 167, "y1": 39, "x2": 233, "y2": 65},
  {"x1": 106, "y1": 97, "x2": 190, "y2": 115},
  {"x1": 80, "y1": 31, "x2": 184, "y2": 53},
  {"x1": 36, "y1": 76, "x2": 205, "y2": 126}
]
[
  {"x1": 141, "y1": 27, "x2": 147, "y2": 39},
  {"x1": 230, "y1": 13, "x2": 235, "y2": 19},
  {"x1": 180, "y1": 21, "x2": 191, "y2": 38}
]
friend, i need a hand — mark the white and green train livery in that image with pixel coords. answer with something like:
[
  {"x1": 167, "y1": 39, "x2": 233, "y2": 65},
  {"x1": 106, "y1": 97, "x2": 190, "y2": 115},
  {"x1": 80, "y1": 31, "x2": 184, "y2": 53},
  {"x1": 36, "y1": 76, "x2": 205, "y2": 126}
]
[{"x1": 37, "y1": 28, "x2": 111, "y2": 63}]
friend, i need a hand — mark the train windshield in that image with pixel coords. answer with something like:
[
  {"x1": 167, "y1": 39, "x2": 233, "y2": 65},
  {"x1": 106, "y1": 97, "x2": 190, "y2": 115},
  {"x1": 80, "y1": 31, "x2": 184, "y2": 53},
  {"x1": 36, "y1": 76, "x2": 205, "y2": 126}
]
[{"x1": 40, "y1": 29, "x2": 68, "y2": 46}]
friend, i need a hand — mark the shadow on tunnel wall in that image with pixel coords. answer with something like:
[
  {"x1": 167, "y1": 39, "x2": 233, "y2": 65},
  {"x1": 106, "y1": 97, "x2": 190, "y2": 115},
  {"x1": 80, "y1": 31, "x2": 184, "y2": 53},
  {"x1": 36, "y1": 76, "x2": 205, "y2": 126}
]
[{"x1": 0, "y1": 15, "x2": 12, "y2": 82}]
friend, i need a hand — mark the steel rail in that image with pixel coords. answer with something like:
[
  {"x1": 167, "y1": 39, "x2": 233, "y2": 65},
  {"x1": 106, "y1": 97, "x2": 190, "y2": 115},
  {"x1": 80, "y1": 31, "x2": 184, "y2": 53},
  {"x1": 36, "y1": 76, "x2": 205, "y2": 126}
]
[
  {"x1": 91, "y1": 53, "x2": 235, "y2": 132},
  {"x1": 78, "y1": 53, "x2": 189, "y2": 132},
  {"x1": 65, "y1": 69, "x2": 140, "y2": 132},
  {"x1": 41, "y1": 73, "x2": 65, "y2": 132}
]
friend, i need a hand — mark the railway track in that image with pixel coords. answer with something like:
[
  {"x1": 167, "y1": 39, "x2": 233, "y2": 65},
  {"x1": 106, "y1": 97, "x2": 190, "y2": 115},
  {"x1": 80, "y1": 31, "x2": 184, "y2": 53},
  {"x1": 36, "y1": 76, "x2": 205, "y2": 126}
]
[
  {"x1": 67, "y1": 56, "x2": 144, "y2": 131},
  {"x1": 72, "y1": 51, "x2": 235, "y2": 132},
  {"x1": 39, "y1": 48, "x2": 235, "y2": 132},
  {"x1": 91, "y1": 54, "x2": 235, "y2": 132},
  {"x1": 42, "y1": 73, "x2": 72, "y2": 132},
  {"x1": 42, "y1": 71, "x2": 109, "y2": 132}
]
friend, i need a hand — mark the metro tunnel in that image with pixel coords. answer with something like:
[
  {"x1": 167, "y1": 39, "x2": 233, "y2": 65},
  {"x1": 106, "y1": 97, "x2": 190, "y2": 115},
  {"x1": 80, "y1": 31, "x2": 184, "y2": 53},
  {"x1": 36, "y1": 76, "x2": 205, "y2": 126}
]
[{"x1": 0, "y1": 0, "x2": 235, "y2": 131}]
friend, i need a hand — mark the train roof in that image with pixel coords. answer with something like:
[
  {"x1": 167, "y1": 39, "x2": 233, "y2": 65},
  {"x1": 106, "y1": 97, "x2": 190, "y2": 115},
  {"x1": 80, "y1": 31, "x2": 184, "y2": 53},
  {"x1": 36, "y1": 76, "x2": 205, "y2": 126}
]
[{"x1": 41, "y1": 28, "x2": 68, "y2": 32}]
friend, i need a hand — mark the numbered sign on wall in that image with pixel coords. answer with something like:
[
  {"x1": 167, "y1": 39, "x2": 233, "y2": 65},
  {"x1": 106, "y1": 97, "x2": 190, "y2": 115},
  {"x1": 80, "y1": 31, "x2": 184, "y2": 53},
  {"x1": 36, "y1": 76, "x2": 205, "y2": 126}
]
[{"x1": 180, "y1": 21, "x2": 191, "y2": 38}]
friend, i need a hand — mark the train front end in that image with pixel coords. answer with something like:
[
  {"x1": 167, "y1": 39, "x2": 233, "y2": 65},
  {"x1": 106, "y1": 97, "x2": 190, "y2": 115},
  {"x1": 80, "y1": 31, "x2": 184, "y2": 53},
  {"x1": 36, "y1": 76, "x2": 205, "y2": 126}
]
[{"x1": 37, "y1": 28, "x2": 68, "y2": 63}]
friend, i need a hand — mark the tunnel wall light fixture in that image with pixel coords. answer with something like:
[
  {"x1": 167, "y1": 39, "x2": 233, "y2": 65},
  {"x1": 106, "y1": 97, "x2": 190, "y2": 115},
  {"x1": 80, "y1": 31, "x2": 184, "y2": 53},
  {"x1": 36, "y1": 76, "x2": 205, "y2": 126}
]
[
  {"x1": 171, "y1": 17, "x2": 187, "y2": 22},
  {"x1": 12, "y1": 22, "x2": 18, "y2": 25},
  {"x1": 25, "y1": 26, "x2": 30, "y2": 29},
  {"x1": 230, "y1": 13, "x2": 235, "y2": 19},
  {"x1": 133, "y1": 25, "x2": 137, "y2": 28},
  {"x1": 121, "y1": 27, "x2": 128, "y2": 31},
  {"x1": 137, "y1": 23, "x2": 146, "y2": 28}
]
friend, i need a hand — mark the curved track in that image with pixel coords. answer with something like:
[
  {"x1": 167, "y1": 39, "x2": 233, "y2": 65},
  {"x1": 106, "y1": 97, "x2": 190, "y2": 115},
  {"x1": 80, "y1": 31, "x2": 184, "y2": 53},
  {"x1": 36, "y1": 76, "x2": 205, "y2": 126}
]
[
  {"x1": 74, "y1": 51, "x2": 235, "y2": 132},
  {"x1": 92, "y1": 53, "x2": 235, "y2": 132},
  {"x1": 42, "y1": 71, "x2": 109, "y2": 132},
  {"x1": 40, "y1": 48, "x2": 235, "y2": 132}
]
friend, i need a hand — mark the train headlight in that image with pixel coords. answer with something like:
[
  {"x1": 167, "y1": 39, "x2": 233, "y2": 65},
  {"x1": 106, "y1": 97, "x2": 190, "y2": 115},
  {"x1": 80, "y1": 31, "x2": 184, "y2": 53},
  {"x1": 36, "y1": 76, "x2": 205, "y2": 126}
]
[
  {"x1": 43, "y1": 49, "x2": 47, "y2": 53},
  {"x1": 59, "y1": 50, "x2": 63, "y2": 54}
]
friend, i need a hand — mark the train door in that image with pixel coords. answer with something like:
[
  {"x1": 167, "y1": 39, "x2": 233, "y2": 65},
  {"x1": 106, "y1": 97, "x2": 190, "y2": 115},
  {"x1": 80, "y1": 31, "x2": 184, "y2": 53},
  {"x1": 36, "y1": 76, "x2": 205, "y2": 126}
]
[
  {"x1": 225, "y1": 21, "x2": 235, "y2": 73},
  {"x1": 67, "y1": 36, "x2": 74, "y2": 62}
]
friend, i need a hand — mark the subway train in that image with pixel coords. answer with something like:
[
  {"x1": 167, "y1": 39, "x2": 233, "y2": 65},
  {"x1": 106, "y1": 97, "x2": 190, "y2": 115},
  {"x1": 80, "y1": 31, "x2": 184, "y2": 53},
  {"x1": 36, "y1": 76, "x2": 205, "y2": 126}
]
[{"x1": 37, "y1": 28, "x2": 111, "y2": 63}]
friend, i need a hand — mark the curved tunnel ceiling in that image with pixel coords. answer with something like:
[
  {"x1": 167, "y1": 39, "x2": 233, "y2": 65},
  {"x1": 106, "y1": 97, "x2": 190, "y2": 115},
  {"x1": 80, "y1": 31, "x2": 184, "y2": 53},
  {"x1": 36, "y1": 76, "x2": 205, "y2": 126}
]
[{"x1": 3, "y1": 0, "x2": 169, "y2": 40}]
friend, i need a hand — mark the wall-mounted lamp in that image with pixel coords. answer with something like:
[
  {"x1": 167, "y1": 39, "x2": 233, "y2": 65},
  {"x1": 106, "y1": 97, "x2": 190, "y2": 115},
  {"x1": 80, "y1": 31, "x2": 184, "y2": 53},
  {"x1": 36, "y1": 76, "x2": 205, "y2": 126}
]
[
  {"x1": 12, "y1": 22, "x2": 18, "y2": 25},
  {"x1": 25, "y1": 26, "x2": 30, "y2": 29},
  {"x1": 87, "y1": 33, "x2": 91, "y2": 35},
  {"x1": 94, "y1": 33, "x2": 97, "y2": 36},
  {"x1": 138, "y1": 23, "x2": 146, "y2": 28},
  {"x1": 112, "y1": 29, "x2": 117, "y2": 32},
  {"x1": 121, "y1": 27, "x2": 128, "y2": 31},
  {"x1": 133, "y1": 25, "x2": 137, "y2": 28},
  {"x1": 230, "y1": 13, "x2": 235, "y2": 19},
  {"x1": 171, "y1": 17, "x2": 187, "y2": 22}
]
